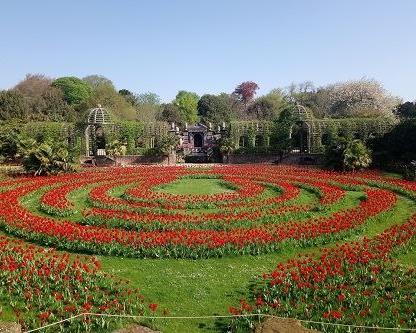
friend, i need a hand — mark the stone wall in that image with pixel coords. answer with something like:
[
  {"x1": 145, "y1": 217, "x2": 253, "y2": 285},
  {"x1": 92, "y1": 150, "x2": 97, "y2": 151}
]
[
  {"x1": 224, "y1": 154, "x2": 280, "y2": 164},
  {"x1": 114, "y1": 154, "x2": 176, "y2": 166},
  {"x1": 225, "y1": 153, "x2": 324, "y2": 165}
]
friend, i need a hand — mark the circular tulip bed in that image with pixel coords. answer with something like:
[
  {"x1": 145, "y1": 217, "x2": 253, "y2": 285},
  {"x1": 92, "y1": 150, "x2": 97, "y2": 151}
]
[{"x1": 0, "y1": 165, "x2": 415, "y2": 332}]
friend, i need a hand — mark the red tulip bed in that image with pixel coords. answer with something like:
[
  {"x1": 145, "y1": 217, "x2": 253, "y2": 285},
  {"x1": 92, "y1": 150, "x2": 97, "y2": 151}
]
[{"x1": 0, "y1": 165, "x2": 415, "y2": 332}]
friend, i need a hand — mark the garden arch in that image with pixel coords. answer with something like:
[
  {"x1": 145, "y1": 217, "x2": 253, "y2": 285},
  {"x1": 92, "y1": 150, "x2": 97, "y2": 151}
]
[
  {"x1": 85, "y1": 106, "x2": 112, "y2": 156},
  {"x1": 290, "y1": 121, "x2": 310, "y2": 153}
]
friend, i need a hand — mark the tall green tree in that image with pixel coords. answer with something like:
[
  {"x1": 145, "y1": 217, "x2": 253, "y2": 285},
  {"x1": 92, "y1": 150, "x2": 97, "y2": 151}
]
[
  {"x1": 197, "y1": 93, "x2": 234, "y2": 124},
  {"x1": 174, "y1": 91, "x2": 199, "y2": 124},
  {"x1": 52, "y1": 77, "x2": 92, "y2": 105}
]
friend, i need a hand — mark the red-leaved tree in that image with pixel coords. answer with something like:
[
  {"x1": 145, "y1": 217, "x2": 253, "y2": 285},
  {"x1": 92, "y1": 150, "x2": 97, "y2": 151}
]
[{"x1": 232, "y1": 81, "x2": 259, "y2": 109}]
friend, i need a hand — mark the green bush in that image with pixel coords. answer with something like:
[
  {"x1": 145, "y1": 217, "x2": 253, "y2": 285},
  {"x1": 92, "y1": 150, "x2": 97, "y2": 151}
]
[
  {"x1": 343, "y1": 139, "x2": 372, "y2": 171},
  {"x1": 18, "y1": 138, "x2": 75, "y2": 175}
]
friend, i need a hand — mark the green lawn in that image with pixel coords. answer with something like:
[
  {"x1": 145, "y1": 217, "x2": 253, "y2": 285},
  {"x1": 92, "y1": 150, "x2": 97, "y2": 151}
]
[{"x1": 155, "y1": 177, "x2": 235, "y2": 195}]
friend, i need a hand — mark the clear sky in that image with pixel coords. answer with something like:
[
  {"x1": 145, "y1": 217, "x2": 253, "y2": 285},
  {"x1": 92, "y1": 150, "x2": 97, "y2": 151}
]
[{"x1": 1, "y1": 0, "x2": 415, "y2": 102}]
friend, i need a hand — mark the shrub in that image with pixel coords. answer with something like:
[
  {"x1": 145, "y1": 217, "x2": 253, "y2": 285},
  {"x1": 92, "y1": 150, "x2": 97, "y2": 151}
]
[
  {"x1": 343, "y1": 139, "x2": 372, "y2": 171},
  {"x1": 18, "y1": 138, "x2": 75, "y2": 175}
]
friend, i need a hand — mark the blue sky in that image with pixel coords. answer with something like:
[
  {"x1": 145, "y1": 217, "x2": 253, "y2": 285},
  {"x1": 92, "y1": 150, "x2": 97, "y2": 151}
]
[{"x1": 1, "y1": 0, "x2": 415, "y2": 102}]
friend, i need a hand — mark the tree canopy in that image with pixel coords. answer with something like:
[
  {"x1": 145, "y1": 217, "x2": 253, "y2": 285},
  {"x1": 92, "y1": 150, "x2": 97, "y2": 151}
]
[
  {"x1": 232, "y1": 81, "x2": 259, "y2": 107},
  {"x1": 52, "y1": 77, "x2": 92, "y2": 105},
  {"x1": 174, "y1": 91, "x2": 199, "y2": 124},
  {"x1": 197, "y1": 93, "x2": 234, "y2": 124}
]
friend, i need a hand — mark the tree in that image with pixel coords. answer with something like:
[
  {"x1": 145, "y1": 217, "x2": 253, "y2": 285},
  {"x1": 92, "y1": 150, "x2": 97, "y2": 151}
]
[
  {"x1": 12, "y1": 74, "x2": 75, "y2": 121},
  {"x1": 14, "y1": 74, "x2": 52, "y2": 98},
  {"x1": 0, "y1": 90, "x2": 29, "y2": 120},
  {"x1": 0, "y1": 123, "x2": 20, "y2": 161},
  {"x1": 30, "y1": 86, "x2": 76, "y2": 121},
  {"x1": 285, "y1": 82, "x2": 326, "y2": 117},
  {"x1": 394, "y1": 101, "x2": 416, "y2": 119},
  {"x1": 270, "y1": 106, "x2": 296, "y2": 159},
  {"x1": 83, "y1": 75, "x2": 114, "y2": 89},
  {"x1": 136, "y1": 92, "x2": 161, "y2": 105},
  {"x1": 232, "y1": 81, "x2": 259, "y2": 109},
  {"x1": 197, "y1": 93, "x2": 234, "y2": 124},
  {"x1": 119, "y1": 89, "x2": 136, "y2": 105},
  {"x1": 84, "y1": 84, "x2": 136, "y2": 121},
  {"x1": 371, "y1": 119, "x2": 416, "y2": 165},
  {"x1": 174, "y1": 91, "x2": 199, "y2": 124},
  {"x1": 52, "y1": 77, "x2": 92, "y2": 105},
  {"x1": 247, "y1": 89, "x2": 287, "y2": 120},
  {"x1": 159, "y1": 103, "x2": 181, "y2": 124},
  {"x1": 343, "y1": 139, "x2": 372, "y2": 171},
  {"x1": 322, "y1": 79, "x2": 398, "y2": 118},
  {"x1": 135, "y1": 92, "x2": 161, "y2": 122}
]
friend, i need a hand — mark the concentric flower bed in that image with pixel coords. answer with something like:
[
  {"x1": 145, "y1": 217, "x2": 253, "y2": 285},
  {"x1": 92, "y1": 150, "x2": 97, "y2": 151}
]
[
  {"x1": 0, "y1": 165, "x2": 402, "y2": 258},
  {"x1": 0, "y1": 165, "x2": 415, "y2": 332}
]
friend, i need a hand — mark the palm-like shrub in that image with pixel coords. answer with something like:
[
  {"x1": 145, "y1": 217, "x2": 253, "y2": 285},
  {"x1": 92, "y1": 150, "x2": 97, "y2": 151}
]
[
  {"x1": 343, "y1": 139, "x2": 372, "y2": 171},
  {"x1": 18, "y1": 138, "x2": 74, "y2": 175}
]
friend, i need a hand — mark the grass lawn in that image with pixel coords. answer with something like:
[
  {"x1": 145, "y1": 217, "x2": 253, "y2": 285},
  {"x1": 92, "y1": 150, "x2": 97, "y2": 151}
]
[{"x1": 155, "y1": 177, "x2": 236, "y2": 195}]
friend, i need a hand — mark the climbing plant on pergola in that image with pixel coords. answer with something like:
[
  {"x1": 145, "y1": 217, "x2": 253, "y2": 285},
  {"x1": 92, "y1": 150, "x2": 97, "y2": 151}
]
[{"x1": 229, "y1": 104, "x2": 397, "y2": 153}]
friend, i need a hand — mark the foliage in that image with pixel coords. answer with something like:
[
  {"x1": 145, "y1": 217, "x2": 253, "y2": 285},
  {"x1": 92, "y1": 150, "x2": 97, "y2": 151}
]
[
  {"x1": 18, "y1": 138, "x2": 75, "y2": 175},
  {"x1": 52, "y1": 77, "x2": 92, "y2": 105},
  {"x1": 324, "y1": 136, "x2": 349, "y2": 170},
  {"x1": 394, "y1": 101, "x2": 416, "y2": 119},
  {"x1": 173, "y1": 90, "x2": 199, "y2": 124},
  {"x1": 322, "y1": 79, "x2": 399, "y2": 118},
  {"x1": 82, "y1": 74, "x2": 114, "y2": 89},
  {"x1": 269, "y1": 106, "x2": 296, "y2": 155},
  {"x1": 14, "y1": 74, "x2": 52, "y2": 97},
  {"x1": 136, "y1": 92, "x2": 161, "y2": 105},
  {"x1": 146, "y1": 134, "x2": 178, "y2": 157},
  {"x1": 0, "y1": 90, "x2": 29, "y2": 120},
  {"x1": 218, "y1": 136, "x2": 236, "y2": 155},
  {"x1": 118, "y1": 89, "x2": 136, "y2": 106},
  {"x1": 135, "y1": 92, "x2": 161, "y2": 122},
  {"x1": 371, "y1": 119, "x2": 416, "y2": 166},
  {"x1": 9, "y1": 74, "x2": 76, "y2": 122},
  {"x1": 159, "y1": 103, "x2": 182, "y2": 124},
  {"x1": 0, "y1": 123, "x2": 20, "y2": 161},
  {"x1": 325, "y1": 135, "x2": 372, "y2": 171},
  {"x1": 113, "y1": 121, "x2": 144, "y2": 154},
  {"x1": 84, "y1": 84, "x2": 136, "y2": 121},
  {"x1": 285, "y1": 81, "x2": 322, "y2": 115},
  {"x1": 232, "y1": 81, "x2": 259, "y2": 107},
  {"x1": 403, "y1": 161, "x2": 416, "y2": 181},
  {"x1": 343, "y1": 139, "x2": 372, "y2": 171},
  {"x1": 106, "y1": 139, "x2": 127, "y2": 157},
  {"x1": 247, "y1": 89, "x2": 287, "y2": 120},
  {"x1": 197, "y1": 93, "x2": 234, "y2": 124}
]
